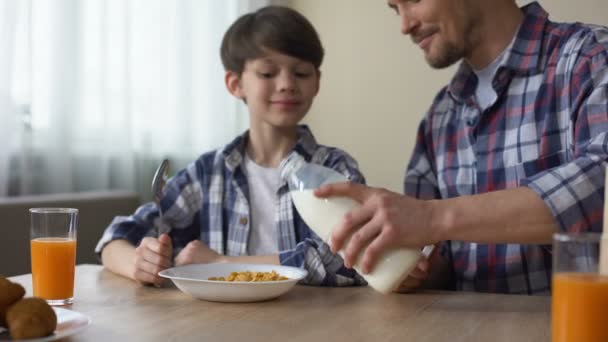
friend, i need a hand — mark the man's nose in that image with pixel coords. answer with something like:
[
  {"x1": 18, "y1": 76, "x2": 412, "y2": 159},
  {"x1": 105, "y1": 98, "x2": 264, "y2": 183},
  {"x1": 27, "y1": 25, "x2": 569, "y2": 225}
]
[{"x1": 400, "y1": 12, "x2": 419, "y2": 35}]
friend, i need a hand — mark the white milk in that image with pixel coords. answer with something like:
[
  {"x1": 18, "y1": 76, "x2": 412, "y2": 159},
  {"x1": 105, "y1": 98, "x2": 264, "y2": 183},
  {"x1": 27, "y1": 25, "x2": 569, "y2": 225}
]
[{"x1": 291, "y1": 190, "x2": 422, "y2": 294}]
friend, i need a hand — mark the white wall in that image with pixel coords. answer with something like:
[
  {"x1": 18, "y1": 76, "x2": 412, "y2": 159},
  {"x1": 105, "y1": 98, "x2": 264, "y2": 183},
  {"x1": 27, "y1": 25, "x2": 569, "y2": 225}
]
[
  {"x1": 291, "y1": 0, "x2": 608, "y2": 192},
  {"x1": 530, "y1": 0, "x2": 608, "y2": 22}
]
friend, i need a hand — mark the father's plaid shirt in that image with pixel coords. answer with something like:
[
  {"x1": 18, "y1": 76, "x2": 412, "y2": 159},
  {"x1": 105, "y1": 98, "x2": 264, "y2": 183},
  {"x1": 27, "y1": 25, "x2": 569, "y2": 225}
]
[
  {"x1": 96, "y1": 126, "x2": 366, "y2": 286},
  {"x1": 405, "y1": 2, "x2": 608, "y2": 294}
]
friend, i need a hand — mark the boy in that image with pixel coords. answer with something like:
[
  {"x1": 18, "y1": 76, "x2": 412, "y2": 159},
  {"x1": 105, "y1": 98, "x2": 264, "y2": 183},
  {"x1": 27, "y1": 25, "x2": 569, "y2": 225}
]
[{"x1": 96, "y1": 6, "x2": 366, "y2": 287}]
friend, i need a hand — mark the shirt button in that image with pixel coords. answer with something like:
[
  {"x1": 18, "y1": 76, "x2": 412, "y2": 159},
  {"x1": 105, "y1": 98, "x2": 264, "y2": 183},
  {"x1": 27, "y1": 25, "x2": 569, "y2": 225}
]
[{"x1": 239, "y1": 217, "x2": 248, "y2": 225}]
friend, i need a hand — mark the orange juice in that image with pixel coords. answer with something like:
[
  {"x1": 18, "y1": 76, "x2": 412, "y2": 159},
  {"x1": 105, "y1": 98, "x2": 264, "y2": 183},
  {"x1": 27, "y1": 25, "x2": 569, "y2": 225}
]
[
  {"x1": 552, "y1": 273, "x2": 608, "y2": 342},
  {"x1": 30, "y1": 237, "x2": 77, "y2": 300}
]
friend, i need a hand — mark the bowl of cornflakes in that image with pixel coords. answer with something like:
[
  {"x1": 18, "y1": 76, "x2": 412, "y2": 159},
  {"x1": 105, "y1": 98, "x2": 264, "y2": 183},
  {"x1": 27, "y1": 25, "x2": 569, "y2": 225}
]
[{"x1": 158, "y1": 263, "x2": 308, "y2": 302}]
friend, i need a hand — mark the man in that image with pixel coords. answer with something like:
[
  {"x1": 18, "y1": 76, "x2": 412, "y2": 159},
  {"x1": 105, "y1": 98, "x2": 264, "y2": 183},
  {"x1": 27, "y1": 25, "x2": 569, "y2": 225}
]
[{"x1": 315, "y1": 0, "x2": 608, "y2": 294}]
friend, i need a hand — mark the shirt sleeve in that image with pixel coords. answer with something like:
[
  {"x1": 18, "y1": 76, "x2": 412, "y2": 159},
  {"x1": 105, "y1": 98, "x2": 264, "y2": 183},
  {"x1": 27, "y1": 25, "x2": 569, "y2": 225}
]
[
  {"x1": 404, "y1": 116, "x2": 453, "y2": 263},
  {"x1": 94, "y1": 202, "x2": 160, "y2": 257},
  {"x1": 281, "y1": 148, "x2": 368, "y2": 286},
  {"x1": 524, "y1": 34, "x2": 608, "y2": 234},
  {"x1": 279, "y1": 238, "x2": 367, "y2": 286},
  {"x1": 95, "y1": 161, "x2": 204, "y2": 257},
  {"x1": 404, "y1": 116, "x2": 442, "y2": 200}
]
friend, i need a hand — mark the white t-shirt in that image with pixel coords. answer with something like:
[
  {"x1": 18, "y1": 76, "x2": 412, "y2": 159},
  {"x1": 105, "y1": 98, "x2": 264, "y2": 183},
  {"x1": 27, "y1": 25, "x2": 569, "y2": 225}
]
[
  {"x1": 243, "y1": 154, "x2": 280, "y2": 255},
  {"x1": 472, "y1": 27, "x2": 520, "y2": 111},
  {"x1": 473, "y1": 55, "x2": 502, "y2": 111}
]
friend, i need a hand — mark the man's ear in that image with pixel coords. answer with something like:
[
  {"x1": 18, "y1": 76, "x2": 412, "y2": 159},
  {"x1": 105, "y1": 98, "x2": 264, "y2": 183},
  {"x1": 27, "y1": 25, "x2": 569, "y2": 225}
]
[{"x1": 225, "y1": 71, "x2": 244, "y2": 99}]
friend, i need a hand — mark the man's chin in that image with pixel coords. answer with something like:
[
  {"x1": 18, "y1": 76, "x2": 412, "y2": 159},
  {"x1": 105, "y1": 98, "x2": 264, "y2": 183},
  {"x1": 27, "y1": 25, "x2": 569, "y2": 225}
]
[
  {"x1": 424, "y1": 46, "x2": 463, "y2": 69},
  {"x1": 425, "y1": 55, "x2": 461, "y2": 69}
]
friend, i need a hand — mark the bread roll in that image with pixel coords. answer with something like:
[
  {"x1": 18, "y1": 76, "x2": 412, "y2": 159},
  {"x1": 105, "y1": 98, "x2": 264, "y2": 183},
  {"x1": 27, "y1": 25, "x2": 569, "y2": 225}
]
[
  {"x1": 0, "y1": 277, "x2": 25, "y2": 327},
  {"x1": 6, "y1": 298, "x2": 57, "y2": 340}
]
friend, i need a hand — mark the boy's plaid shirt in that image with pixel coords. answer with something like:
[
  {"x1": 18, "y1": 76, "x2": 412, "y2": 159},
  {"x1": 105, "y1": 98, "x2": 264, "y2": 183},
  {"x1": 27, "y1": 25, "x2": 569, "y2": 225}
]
[
  {"x1": 96, "y1": 126, "x2": 366, "y2": 286},
  {"x1": 405, "y1": 2, "x2": 608, "y2": 294}
]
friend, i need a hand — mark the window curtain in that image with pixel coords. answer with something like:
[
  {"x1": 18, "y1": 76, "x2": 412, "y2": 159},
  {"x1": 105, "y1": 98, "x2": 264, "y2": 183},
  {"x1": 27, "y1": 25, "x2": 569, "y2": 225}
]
[{"x1": 0, "y1": 0, "x2": 271, "y2": 200}]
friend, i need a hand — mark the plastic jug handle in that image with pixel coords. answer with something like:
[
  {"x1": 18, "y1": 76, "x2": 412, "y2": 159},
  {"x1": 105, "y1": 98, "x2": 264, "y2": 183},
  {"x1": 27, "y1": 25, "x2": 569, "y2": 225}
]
[{"x1": 421, "y1": 245, "x2": 435, "y2": 258}]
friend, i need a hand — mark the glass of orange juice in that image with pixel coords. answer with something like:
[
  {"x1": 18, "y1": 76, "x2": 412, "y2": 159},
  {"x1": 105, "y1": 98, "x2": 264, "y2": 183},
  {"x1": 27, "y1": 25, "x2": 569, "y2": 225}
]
[
  {"x1": 30, "y1": 208, "x2": 78, "y2": 305},
  {"x1": 552, "y1": 233, "x2": 608, "y2": 342}
]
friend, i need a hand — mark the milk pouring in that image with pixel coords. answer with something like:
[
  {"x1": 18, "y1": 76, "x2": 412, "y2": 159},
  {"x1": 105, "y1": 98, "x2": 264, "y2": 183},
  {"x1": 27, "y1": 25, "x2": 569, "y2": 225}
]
[{"x1": 285, "y1": 158, "x2": 431, "y2": 294}]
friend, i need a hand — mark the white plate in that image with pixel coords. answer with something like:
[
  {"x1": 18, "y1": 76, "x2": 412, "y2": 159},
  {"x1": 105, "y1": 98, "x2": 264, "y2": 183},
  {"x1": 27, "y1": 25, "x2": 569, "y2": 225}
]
[
  {"x1": 159, "y1": 263, "x2": 308, "y2": 303},
  {"x1": 0, "y1": 307, "x2": 91, "y2": 341}
]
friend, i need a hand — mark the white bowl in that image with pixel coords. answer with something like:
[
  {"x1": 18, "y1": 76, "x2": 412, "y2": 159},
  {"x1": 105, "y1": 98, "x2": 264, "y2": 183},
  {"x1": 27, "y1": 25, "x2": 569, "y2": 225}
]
[{"x1": 158, "y1": 263, "x2": 308, "y2": 302}]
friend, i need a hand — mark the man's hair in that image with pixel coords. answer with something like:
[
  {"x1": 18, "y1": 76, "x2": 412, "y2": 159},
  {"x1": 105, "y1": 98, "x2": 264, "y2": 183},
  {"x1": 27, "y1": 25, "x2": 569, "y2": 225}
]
[{"x1": 220, "y1": 6, "x2": 324, "y2": 74}]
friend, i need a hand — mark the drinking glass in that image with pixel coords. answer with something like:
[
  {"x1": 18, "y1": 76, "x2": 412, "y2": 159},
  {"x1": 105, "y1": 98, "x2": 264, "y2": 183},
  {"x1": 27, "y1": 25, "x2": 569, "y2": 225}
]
[
  {"x1": 552, "y1": 232, "x2": 608, "y2": 342},
  {"x1": 30, "y1": 208, "x2": 78, "y2": 305}
]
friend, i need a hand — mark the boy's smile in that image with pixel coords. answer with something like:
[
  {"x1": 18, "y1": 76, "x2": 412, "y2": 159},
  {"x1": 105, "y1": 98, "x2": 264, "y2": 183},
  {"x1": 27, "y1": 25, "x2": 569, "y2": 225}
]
[{"x1": 270, "y1": 98, "x2": 302, "y2": 109}]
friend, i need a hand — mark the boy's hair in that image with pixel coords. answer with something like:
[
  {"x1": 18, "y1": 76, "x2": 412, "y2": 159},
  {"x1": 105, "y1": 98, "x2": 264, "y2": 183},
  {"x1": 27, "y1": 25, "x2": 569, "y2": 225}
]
[{"x1": 220, "y1": 6, "x2": 324, "y2": 75}]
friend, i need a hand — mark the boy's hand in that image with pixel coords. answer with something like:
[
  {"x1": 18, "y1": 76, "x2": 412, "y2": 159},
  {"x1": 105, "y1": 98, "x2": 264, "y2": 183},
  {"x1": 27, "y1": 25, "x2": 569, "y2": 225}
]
[
  {"x1": 394, "y1": 244, "x2": 441, "y2": 293},
  {"x1": 133, "y1": 233, "x2": 173, "y2": 286},
  {"x1": 393, "y1": 258, "x2": 430, "y2": 293},
  {"x1": 174, "y1": 240, "x2": 226, "y2": 266}
]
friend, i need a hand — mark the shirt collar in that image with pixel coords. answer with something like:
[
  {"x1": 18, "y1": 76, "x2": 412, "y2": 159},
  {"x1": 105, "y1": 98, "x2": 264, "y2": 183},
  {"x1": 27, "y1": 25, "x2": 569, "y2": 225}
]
[
  {"x1": 447, "y1": 2, "x2": 549, "y2": 102},
  {"x1": 222, "y1": 124, "x2": 319, "y2": 173}
]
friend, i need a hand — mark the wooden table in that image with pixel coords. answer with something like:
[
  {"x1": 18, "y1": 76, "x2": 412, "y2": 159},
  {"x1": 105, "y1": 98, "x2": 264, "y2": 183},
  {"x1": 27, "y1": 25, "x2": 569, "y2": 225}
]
[{"x1": 8, "y1": 265, "x2": 550, "y2": 341}]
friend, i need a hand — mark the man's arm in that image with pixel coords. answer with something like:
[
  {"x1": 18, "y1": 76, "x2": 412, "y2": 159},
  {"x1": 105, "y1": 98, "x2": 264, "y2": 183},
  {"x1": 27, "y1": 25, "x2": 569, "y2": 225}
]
[
  {"x1": 315, "y1": 183, "x2": 558, "y2": 273},
  {"x1": 432, "y1": 186, "x2": 558, "y2": 245}
]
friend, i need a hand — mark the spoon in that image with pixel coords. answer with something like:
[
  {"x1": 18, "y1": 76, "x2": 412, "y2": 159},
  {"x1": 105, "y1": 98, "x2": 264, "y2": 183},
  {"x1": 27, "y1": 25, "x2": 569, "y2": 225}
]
[{"x1": 151, "y1": 159, "x2": 170, "y2": 236}]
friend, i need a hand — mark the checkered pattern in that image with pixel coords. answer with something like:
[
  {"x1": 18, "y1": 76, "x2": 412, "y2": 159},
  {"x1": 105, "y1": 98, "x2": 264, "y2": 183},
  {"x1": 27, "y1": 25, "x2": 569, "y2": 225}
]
[
  {"x1": 96, "y1": 125, "x2": 366, "y2": 286},
  {"x1": 405, "y1": 2, "x2": 608, "y2": 294}
]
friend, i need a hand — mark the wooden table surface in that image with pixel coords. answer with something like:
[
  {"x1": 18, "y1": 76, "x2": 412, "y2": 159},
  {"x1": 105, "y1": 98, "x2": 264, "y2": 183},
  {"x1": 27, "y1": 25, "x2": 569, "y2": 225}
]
[{"x1": 8, "y1": 265, "x2": 550, "y2": 342}]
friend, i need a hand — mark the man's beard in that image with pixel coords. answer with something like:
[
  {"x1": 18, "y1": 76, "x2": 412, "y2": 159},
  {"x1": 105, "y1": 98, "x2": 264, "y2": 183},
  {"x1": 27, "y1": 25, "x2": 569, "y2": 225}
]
[{"x1": 425, "y1": 41, "x2": 465, "y2": 69}]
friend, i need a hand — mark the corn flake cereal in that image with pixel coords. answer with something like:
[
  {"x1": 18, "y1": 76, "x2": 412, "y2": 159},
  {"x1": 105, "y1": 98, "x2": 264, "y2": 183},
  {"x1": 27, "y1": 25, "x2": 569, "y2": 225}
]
[{"x1": 208, "y1": 270, "x2": 288, "y2": 282}]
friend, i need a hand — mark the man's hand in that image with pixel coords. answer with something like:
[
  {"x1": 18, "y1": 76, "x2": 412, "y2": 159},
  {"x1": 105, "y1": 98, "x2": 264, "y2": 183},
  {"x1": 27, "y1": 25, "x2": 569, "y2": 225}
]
[
  {"x1": 133, "y1": 233, "x2": 173, "y2": 286},
  {"x1": 314, "y1": 182, "x2": 438, "y2": 274},
  {"x1": 174, "y1": 240, "x2": 226, "y2": 266}
]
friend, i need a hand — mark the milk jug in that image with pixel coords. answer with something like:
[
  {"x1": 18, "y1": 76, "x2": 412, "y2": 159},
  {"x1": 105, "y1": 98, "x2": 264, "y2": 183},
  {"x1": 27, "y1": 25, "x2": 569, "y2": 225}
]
[{"x1": 284, "y1": 157, "x2": 433, "y2": 294}]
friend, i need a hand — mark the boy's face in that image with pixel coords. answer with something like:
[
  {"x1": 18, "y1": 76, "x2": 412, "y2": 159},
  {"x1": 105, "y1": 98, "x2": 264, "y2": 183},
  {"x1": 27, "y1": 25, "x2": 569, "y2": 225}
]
[
  {"x1": 388, "y1": 0, "x2": 481, "y2": 69},
  {"x1": 226, "y1": 50, "x2": 320, "y2": 130}
]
